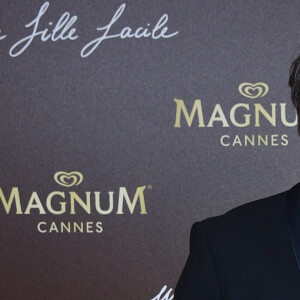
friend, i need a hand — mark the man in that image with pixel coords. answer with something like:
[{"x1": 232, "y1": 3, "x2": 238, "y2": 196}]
[{"x1": 174, "y1": 56, "x2": 300, "y2": 299}]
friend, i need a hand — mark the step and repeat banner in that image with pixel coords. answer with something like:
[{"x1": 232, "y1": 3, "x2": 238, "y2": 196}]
[{"x1": 1, "y1": 1, "x2": 300, "y2": 299}]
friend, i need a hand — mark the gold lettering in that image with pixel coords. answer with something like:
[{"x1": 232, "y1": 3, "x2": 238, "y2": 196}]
[
  {"x1": 96, "y1": 221, "x2": 103, "y2": 233},
  {"x1": 207, "y1": 104, "x2": 229, "y2": 127},
  {"x1": 49, "y1": 222, "x2": 59, "y2": 233},
  {"x1": 37, "y1": 222, "x2": 47, "y2": 233},
  {"x1": 244, "y1": 134, "x2": 255, "y2": 146},
  {"x1": 258, "y1": 134, "x2": 268, "y2": 146},
  {"x1": 220, "y1": 135, "x2": 230, "y2": 146},
  {"x1": 280, "y1": 103, "x2": 297, "y2": 127},
  {"x1": 0, "y1": 187, "x2": 22, "y2": 214},
  {"x1": 94, "y1": 191, "x2": 114, "y2": 214},
  {"x1": 271, "y1": 134, "x2": 279, "y2": 146},
  {"x1": 232, "y1": 135, "x2": 242, "y2": 146},
  {"x1": 174, "y1": 98, "x2": 205, "y2": 127},
  {"x1": 230, "y1": 103, "x2": 250, "y2": 127},
  {"x1": 86, "y1": 221, "x2": 93, "y2": 233},
  {"x1": 254, "y1": 103, "x2": 276, "y2": 126},
  {"x1": 24, "y1": 192, "x2": 46, "y2": 214},
  {"x1": 73, "y1": 222, "x2": 84, "y2": 233},
  {"x1": 46, "y1": 191, "x2": 66, "y2": 215},
  {"x1": 281, "y1": 134, "x2": 288, "y2": 146},
  {"x1": 61, "y1": 222, "x2": 71, "y2": 233},
  {"x1": 70, "y1": 192, "x2": 91, "y2": 214},
  {"x1": 117, "y1": 186, "x2": 147, "y2": 214}
]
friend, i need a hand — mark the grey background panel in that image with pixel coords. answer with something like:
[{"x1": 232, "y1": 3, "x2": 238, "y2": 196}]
[{"x1": 0, "y1": 1, "x2": 299, "y2": 299}]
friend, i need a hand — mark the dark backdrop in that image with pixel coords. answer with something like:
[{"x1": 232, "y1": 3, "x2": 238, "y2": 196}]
[{"x1": 0, "y1": 1, "x2": 300, "y2": 299}]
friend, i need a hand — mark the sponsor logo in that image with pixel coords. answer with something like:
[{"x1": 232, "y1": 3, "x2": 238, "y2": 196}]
[
  {"x1": 0, "y1": 171, "x2": 151, "y2": 234},
  {"x1": 54, "y1": 171, "x2": 83, "y2": 187},
  {"x1": 174, "y1": 82, "x2": 296, "y2": 147},
  {"x1": 238, "y1": 82, "x2": 269, "y2": 98}
]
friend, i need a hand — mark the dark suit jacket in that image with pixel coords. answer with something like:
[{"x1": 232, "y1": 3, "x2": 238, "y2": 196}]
[{"x1": 174, "y1": 183, "x2": 300, "y2": 299}]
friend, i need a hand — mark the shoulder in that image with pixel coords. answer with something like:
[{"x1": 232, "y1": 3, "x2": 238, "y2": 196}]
[{"x1": 192, "y1": 187, "x2": 289, "y2": 244}]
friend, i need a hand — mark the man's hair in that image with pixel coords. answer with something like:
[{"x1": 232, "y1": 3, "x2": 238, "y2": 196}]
[{"x1": 289, "y1": 55, "x2": 300, "y2": 135}]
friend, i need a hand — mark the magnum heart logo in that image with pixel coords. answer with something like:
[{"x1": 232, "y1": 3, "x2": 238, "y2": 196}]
[
  {"x1": 238, "y1": 82, "x2": 269, "y2": 99},
  {"x1": 54, "y1": 171, "x2": 83, "y2": 187}
]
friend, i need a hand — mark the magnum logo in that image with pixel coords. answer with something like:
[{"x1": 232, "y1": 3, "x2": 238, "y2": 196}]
[
  {"x1": 54, "y1": 171, "x2": 83, "y2": 187},
  {"x1": 238, "y1": 82, "x2": 269, "y2": 98},
  {"x1": 0, "y1": 172, "x2": 149, "y2": 233},
  {"x1": 174, "y1": 82, "x2": 296, "y2": 147}
]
